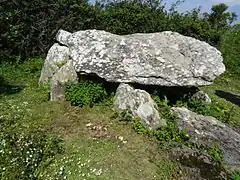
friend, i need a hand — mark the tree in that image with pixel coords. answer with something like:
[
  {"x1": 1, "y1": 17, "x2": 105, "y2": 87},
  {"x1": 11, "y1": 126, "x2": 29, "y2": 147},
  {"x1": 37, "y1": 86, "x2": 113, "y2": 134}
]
[
  {"x1": 204, "y1": 3, "x2": 237, "y2": 30},
  {"x1": 220, "y1": 23, "x2": 240, "y2": 76}
]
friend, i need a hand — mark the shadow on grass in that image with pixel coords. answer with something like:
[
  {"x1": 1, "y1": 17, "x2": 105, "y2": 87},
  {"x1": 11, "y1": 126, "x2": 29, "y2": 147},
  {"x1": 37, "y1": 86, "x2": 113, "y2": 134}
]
[
  {"x1": 0, "y1": 76, "x2": 24, "y2": 95},
  {"x1": 215, "y1": 90, "x2": 240, "y2": 107}
]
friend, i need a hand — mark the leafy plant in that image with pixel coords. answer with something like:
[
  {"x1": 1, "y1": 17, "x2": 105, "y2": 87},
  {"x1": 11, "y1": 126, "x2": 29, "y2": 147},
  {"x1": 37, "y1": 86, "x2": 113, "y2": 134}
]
[
  {"x1": 120, "y1": 109, "x2": 133, "y2": 122},
  {"x1": 1, "y1": 0, "x2": 238, "y2": 63},
  {"x1": 65, "y1": 80, "x2": 108, "y2": 107},
  {"x1": 232, "y1": 172, "x2": 240, "y2": 180},
  {"x1": 206, "y1": 143, "x2": 225, "y2": 166},
  {"x1": 132, "y1": 117, "x2": 149, "y2": 135},
  {"x1": 221, "y1": 26, "x2": 240, "y2": 76},
  {"x1": 173, "y1": 93, "x2": 236, "y2": 125},
  {"x1": 153, "y1": 96, "x2": 177, "y2": 121},
  {"x1": 186, "y1": 98, "x2": 211, "y2": 115},
  {"x1": 152, "y1": 122, "x2": 189, "y2": 145}
]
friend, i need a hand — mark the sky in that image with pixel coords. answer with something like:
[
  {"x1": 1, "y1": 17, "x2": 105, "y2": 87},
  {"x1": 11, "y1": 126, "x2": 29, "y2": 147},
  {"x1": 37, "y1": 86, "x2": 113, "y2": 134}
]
[{"x1": 163, "y1": 0, "x2": 240, "y2": 23}]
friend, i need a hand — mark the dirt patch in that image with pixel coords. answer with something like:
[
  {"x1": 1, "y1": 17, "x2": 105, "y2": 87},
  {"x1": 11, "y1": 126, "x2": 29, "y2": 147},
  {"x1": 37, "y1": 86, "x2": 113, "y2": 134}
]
[{"x1": 86, "y1": 123, "x2": 111, "y2": 140}]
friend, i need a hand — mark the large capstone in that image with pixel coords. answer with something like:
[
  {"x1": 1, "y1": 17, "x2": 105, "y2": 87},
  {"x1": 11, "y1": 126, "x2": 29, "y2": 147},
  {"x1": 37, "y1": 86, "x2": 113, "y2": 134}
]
[
  {"x1": 114, "y1": 83, "x2": 165, "y2": 130},
  {"x1": 39, "y1": 29, "x2": 225, "y2": 87}
]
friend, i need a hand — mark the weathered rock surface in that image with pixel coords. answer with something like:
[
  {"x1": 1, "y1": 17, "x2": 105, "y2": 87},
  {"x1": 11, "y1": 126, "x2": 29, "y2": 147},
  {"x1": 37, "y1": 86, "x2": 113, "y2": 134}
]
[
  {"x1": 191, "y1": 90, "x2": 211, "y2": 103},
  {"x1": 171, "y1": 147, "x2": 227, "y2": 180},
  {"x1": 39, "y1": 43, "x2": 69, "y2": 84},
  {"x1": 51, "y1": 62, "x2": 78, "y2": 101},
  {"x1": 114, "y1": 83, "x2": 166, "y2": 130},
  {"x1": 172, "y1": 107, "x2": 240, "y2": 169},
  {"x1": 40, "y1": 29, "x2": 226, "y2": 87}
]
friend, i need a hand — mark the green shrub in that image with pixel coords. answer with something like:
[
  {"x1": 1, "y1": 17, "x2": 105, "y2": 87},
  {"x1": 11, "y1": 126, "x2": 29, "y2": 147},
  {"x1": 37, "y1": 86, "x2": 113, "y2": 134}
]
[
  {"x1": 113, "y1": 96, "x2": 189, "y2": 144},
  {"x1": 232, "y1": 172, "x2": 240, "y2": 180},
  {"x1": 153, "y1": 96, "x2": 177, "y2": 121},
  {"x1": 181, "y1": 98, "x2": 235, "y2": 124},
  {"x1": 152, "y1": 122, "x2": 189, "y2": 145},
  {"x1": 118, "y1": 108, "x2": 133, "y2": 123},
  {"x1": 0, "y1": 117, "x2": 63, "y2": 180},
  {"x1": 2, "y1": 0, "x2": 237, "y2": 62},
  {"x1": 186, "y1": 99, "x2": 211, "y2": 115},
  {"x1": 205, "y1": 143, "x2": 225, "y2": 167},
  {"x1": 132, "y1": 117, "x2": 149, "y2": 135},
  {"x1": 220, "y1": 26, "x2": 240, "y2": 76},
  {"x1": 0, "y1": 0, "x2": 100, "y2": 62},
  {"x1": 65, "y1": 81, "x2": 108, "y2": 107}
]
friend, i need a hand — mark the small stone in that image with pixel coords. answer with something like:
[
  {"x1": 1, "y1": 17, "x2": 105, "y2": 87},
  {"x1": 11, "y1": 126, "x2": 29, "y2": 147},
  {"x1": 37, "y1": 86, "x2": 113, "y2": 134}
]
[
  {"x1": 191, "y1": 90, "x2": 211, "y2": 103},
  {"x1": 118, "y1": 136, "x2": 124, "y2": 141},
  {"x1": 86, "y1": 123, "x2": 93, "y2": 127}
]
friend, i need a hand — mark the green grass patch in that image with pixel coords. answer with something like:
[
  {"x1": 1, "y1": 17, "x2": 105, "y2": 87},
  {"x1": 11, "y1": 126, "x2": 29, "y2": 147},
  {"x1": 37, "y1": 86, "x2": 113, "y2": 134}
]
[
  {"x1": 1, "y1": 58, "x2": 239, "y2": 179},
  {"x1": 0, "y1": 59, "x2": 182, "y2": 179}
]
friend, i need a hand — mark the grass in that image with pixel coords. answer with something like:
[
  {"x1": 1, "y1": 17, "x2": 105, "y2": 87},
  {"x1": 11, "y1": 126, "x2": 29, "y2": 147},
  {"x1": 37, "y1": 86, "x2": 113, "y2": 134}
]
[
  {"x1": 0, "y1": 59, "x2": 181, "y2": 179},
  {"x1": 1, "y1": 58, "x2": 239, "y2": 179},
  {"x1": 201, "y1": 73, "x2": 240, "y2": 126},
  {"x1": 44, "y1": 106, "x2": 180, "y2": 179}
]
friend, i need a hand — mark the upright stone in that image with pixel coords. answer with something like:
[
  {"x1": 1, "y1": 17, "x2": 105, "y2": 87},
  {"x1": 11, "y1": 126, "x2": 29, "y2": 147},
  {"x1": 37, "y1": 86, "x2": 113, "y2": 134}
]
[
  {"x1": 51, "y1": 62, "x2": 78, "y2": 101},
  {"x1": 39, "y1": 43, "x2": 70, "y2": 84},
  {"x1": 114, "y1": 83, "x2": 166, "y2": 130}
]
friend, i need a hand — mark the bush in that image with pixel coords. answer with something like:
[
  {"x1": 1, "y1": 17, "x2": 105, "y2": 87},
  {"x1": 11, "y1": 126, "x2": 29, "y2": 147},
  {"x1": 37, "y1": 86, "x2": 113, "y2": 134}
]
[
  {"x1": 232, "y1": 172, "x2": 240, "y2": 180},
  {"x1": 101, "y1": 1, "x2": 167, "y2": 35},
  {"x1": 0, "y1": 117, "x2": 63, "y2": 180},
  {"x1": 206, "y1": 143, "x2": 225, "y2": 166},
  {"x1": 178, "y1": 98, "x2": 235, "y2": 124},
  {"x1": 2, "y1": 0, "x2": 236, "y2": 62},
  {"x1": 153, "y1": 96, "x2": 177, "y2": 121},
  {"x1": 65, "y1": 81, "x2": 108, "y2": 107},
  {"x1": 132, "y1": 117, "x2": 149, "y2": 135},
  {"x1": 0, "y1": 0, "x2": 100, "y2": 62},
  {"x1": 220, "y1": 26, "x2": 240, "y2": 76}
]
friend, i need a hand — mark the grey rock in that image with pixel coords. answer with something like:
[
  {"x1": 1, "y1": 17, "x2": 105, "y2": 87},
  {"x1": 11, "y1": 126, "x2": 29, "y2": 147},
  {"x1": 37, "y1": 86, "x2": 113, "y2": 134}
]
[
  {"x1": 172, "y1": 107, "x2": 240, "y2": 169},
  {"x1": 39, "y1": 43, "x2": 70, "y2": 84},
  {"x1": 114, "y1": 83, "x2": 166, "y2": 130},
  {"x1": 191, "y1": 91, "x2": 211, "y2": 103},
  {"x1": 50, "y1": 29, "x2": 225, "y2": 87},
  {"x1": 171, "y1": 147, "x2": 227, "y2": 180},
  {"x1": 51, "y1": 62, "x2": 78, "y2": 101}
]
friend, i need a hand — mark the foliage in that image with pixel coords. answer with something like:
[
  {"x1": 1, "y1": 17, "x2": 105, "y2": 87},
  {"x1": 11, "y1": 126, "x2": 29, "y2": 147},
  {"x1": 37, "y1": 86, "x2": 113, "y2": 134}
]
[
  {"x1": 220, "y1": 26, "x2": 240, "y2": 76},
  {"x1": 152, "y1": 122, "x2": 189, "y2": 145},
  {"x1": 205, "y1": 143, "x2": 225, "y2": 166},
  {"x1": 1, "y1": 0, "x2": 238, "y2": 62},
  {"x1": 117, "y1": 108, "x2": 134, "y2": 123},
  {"x1": 0, "y1": 0, "x2": 100, "y2": 62},
  {"x1": 132, "y1": 117, "x2": 149, "y2": 135},
  {"x1": 0, "y1": 58, "x2": 44, "y2": 85},
  {"x1": 178, "y1": 98, "x2": 236, "y2": 124},
  {"x1": 152, "y1": 96, "x2": 189, "y2": 144},
  {"x1": 65, "y1": 81, "x2": 108, "y2": 107},
  {"x1": 153, "y1": 96, "x2": 177, "y2": 121},
  {"x1": 203, "y1": 3, "x2": 237, "y2": 30},
  {"x1": 114, "y1": 96, "x2": 189, "y2": 144},
  {"x1": 232, "y1": 172, "x2": 240, "y2": 180},
  {"x1": 100, "y1": 0, "x2": 167, "y2": 35},
  {"x1": 0, "y1": 116, "x2": 63, "y2": 180}
]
